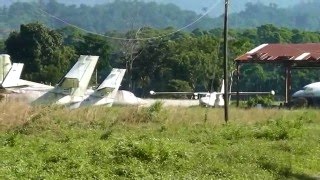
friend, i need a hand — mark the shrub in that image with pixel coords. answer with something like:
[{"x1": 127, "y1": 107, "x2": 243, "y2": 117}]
[
  {"x1": 247, "y1": 95, "x2": 274, "y2": 108},
  {"x1": 254, "y1": 117, "x2": 304, "y2": 140}
]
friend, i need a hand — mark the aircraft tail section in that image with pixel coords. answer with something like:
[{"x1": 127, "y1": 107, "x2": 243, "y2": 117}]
[
  {"x1": 78, "y1": 68, "x2": 126, "y2": 107},
  {"x1": 1, "y1": 63, "x2": 24, "y2": 88},
  {"x1": 56, "y1": 55, "x2": 99, "y2": 96},
  {"x1": 0, "y1": 54, "x2": 13, "y2": 83},
  {"x1": 220, "y1": 79, "x2": 225, "y2": 93},
  {"x1": 96, "y1": 68, "x2": 126, "y2": 98},
  {"x1": 215, "y1": 79, "x2": 225, "y2": 107},
  {"x1": 33, "y1": 55, "x2": 99, "y2": 105}
]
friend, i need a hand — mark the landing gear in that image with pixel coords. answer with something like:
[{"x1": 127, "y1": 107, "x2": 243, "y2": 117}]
[{"x1": 286, "y1": 97, "x2": 308, "y2": 109}]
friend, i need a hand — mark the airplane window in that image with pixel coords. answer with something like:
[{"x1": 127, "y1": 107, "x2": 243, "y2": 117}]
[{"x1": 304, "y1": 87, "x2": 313, "y2": 92}]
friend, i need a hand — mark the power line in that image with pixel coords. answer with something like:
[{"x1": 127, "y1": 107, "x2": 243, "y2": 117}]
[{"x1": 35, "y1": 0, "x2": 223, "y2": 41}]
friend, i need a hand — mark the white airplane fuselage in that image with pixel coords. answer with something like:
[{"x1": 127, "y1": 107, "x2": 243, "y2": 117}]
[
  {"x1": 291, "y1": 82, "x2": 320, "y2": 106},
  {"x1": 67, "y1": 89, "x2": 114, "y2": 109},
  {"x1": 292, "y1": 82, "x2": 320, "y2": 98},
  {"x1": 3, "y1": 84, "x2": 53, "y2": 103},
  {"x1": 199, "y1": 92, "x2": 225, "y2": 107}
]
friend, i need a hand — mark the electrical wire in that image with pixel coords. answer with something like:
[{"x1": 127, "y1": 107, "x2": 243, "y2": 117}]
[{"x1": 35, "y1": 0, "x2": 223, "y2": 41}]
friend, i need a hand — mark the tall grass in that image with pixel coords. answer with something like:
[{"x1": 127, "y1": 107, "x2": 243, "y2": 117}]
[
  {"x1": 0, "y1": 102, "x2": 320, "y2": 179},
  {"x1": 0, "y1": 101, "x2": 31, "y2": 131}
]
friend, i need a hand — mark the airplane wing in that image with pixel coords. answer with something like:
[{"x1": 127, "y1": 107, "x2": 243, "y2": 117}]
[
  {"x1": 228, "y1": 91, "x2": 275, "y2": 96},
  {"x1": 150, "y1": 91, "x2": 195, "y2": 95},
  {"x1": 149, "y1": 80, "x2": 224, "y2": 96},
  {"x1": 149, "y1": 91, "x2": 210, "y2": 96},
  {"x1": 150, "y1": 90, "x2": 275, "y2": 96}
]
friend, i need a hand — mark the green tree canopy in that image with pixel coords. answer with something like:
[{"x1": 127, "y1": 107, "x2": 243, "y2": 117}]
[{"x1": 5, "y1": 22, "x2": 76, "y2": 83}]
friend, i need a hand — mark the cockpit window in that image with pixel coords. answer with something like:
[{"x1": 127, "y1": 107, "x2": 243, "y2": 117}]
[{"x1": 303, "y1": 87, "x2": 313, "y2": 92}]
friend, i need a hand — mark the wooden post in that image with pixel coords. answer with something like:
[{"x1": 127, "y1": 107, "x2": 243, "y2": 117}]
[
  {"x1": 223, "y1": 0, "x2": 229, "y2": 123},
  {"x1": 285, "y1": 64, "x2": 292, "y2": 103},
  {"x1": 236, "y1": 63, "x2": 240, "y2": 107},
  {"x1": 287, "y1": 65, "x2": 292, "y2": 103}
]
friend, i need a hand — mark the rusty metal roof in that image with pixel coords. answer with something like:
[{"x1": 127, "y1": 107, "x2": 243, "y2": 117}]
[{"x1": 235, "y1": 43, "x2": 320, "y2": 62}]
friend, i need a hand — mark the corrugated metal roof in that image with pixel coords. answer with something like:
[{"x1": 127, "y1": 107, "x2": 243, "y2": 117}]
[{"x1": 235, "y1": 43, "x2": 320, "y2": 62}]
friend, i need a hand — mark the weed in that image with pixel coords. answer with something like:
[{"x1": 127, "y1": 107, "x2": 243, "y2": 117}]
[
  {"x1": 257, "y1": 155, "x2": 293, "y2": 178},
  {"x1": 100, "y1": 130, "x2": 112, "y2": 140},
  {"x1": 219, "y1": 123, "x2": 252, "y2": 140},
  {"x1": 253, "y1": 117, "x2": 304, "y2": 140},
  {"x1": 3, "y1": 133, "x2": 17, "y2": 147},
  {"x1": 1, "y1": 103, "x2": 320, "y2": 179}
]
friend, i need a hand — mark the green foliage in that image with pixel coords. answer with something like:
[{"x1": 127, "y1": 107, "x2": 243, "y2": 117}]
[
  {"x1": 1, "y1": 106, "x2": 320, "y2": 179},
  {"x1": 133, "y1": 34, "x2": 222, "y2": 94},
  {"x1": 247, "y1": 95, "x2": 274, "y2": 108},
  {"x1": 0, "y1": 1, "x2": 213, "y2": 39},
  {"x1": 0, "y1": 40, "x2": 4, "y2": 53},
  {"x1": 115, "y1": 101, "x2": 167, "y2": 123},
  {"x1": 253, "y1": 117, "x2": 304, "y2": 140},
  {"x1": 5, "y1": 22, "x2": 77, "y2": 84},
  {"x1": 3, "y1": 1, "x2": 320, "y2": 40},
  {"x1": 146, "y1": 101, "x2": 167, "y2": 122},
  {"x1": 213, "y1": 1, "x2": 320, "y2": 31},
  {"x1": 167, "y1": 79, "x2": 192, "y2": 92}
]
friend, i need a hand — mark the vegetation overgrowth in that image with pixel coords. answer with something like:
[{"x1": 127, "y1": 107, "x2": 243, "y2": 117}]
[{"x1": 0, "y1": 101, "x2": 319, "y2": 179}]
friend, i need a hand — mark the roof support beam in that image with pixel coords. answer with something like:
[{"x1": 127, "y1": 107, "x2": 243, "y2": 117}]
[
  {"x1": 284, "y1": 64, "x2": 292, "y2": 103},
  {"x1": 236, "y1": 62, "x2": 240, "y2": 107}
]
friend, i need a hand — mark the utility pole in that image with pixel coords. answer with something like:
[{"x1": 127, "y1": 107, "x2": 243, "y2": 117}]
[{"x1": 223, "y1": 0, "x2": 229, "y2": 123}]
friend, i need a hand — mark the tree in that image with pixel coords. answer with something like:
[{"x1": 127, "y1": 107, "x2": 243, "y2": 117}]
[
  {"x1": 5, "y1": 22, "x2": 76, "y2": 83},
  {"x1": 132, "y1": 33, "x2": 223, "y2": 95},
  {"x1": 257, "y1": 24, "x2": 282, "y2": 43},
  {"x1": 0, "y1": 40, "x2": 5, "y2": 53}
]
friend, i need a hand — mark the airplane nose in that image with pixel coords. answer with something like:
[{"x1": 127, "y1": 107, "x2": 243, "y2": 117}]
[{"x1": 292, "y1": 90, "x2": 304, "y2": 97}]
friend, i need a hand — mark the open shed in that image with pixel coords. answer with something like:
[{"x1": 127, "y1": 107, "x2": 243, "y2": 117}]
[{"x1": 235, "y1": 43, "x2": 320, "y2": 106}]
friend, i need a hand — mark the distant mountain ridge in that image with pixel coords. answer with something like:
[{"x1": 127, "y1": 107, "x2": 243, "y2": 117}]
[
  {"x1": 1, "y1": 0, "x2": 320, "y2": 40},
  {"x1": 0, "y1": 0, "x2": 307, "y2": 17}
]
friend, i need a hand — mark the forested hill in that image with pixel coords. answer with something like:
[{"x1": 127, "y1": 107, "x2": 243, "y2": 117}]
[
  {"x1": 0, "y1": 0, "x2": 213, "y2": 39},
  {"x1": 1, "y1": 1, "x2": 320, "y2": 39},
  {"x1": 0, "y1": 0, "x2": 304, "y2": 16},
  {"x1": 214, "y1": 1, "x2": 320, "y2": 30}
]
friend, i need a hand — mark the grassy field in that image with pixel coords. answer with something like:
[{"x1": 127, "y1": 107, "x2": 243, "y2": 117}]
[{"x1": 0, "y1": 101, "x2": 320, "y2": 179}]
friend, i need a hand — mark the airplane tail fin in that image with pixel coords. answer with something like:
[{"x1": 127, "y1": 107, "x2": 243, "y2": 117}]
[
  {"x1": 78, "y1": 68, "x2": 126, "y2": 107},
  {"x1": 33, "y1": 55, "x2": 99, "y2": 105},
  {"x1": 215, "y1": 79, "x2": 225, "y2": 106},
  {"x1": 95, "y1": 68, "x2": 126, "y2": 98},
  {"x1": 56, "y1": 55, "x2": 99, "y2": 96},
  {"x1": 220, "y1": 79, "x2": 225, "y2": 93},
  {"x1": 0, "y1": 54, "x2": 13, "y2": 83},
  {"x1": 1, "y1": 63, "x2": 24, "y2": 88}
]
